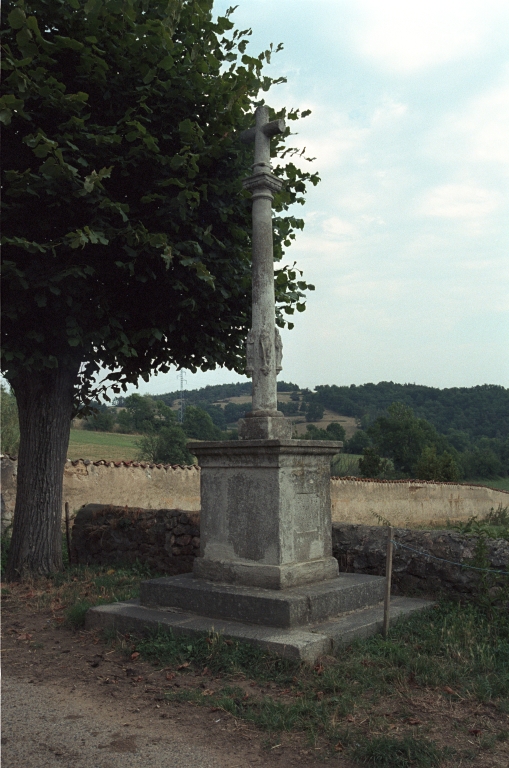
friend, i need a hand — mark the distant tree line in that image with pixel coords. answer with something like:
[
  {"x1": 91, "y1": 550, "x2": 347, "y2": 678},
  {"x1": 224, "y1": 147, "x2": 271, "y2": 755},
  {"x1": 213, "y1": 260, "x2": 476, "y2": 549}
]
[
  {"x1": 83, "y1": 393, "x2": 237, "y2": 464},
  {"x1": 348, "y1": 403, "x2": 509, "y2": 481},
  {"x1": 5, "y1": 377, "x2": 507, "y2": 480},
  {"x1": 314, "y1": 382, "x2": 508, "y2": 440},
  {"x1": 109, "y1": 381, "x2": 509, "y2": 480}
]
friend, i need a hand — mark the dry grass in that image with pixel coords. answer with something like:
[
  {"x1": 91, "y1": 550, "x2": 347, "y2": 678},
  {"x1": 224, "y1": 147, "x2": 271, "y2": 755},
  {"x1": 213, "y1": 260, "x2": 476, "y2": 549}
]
[{"x1": 67, "y1": 429, "x2": 140, "y2": 461}]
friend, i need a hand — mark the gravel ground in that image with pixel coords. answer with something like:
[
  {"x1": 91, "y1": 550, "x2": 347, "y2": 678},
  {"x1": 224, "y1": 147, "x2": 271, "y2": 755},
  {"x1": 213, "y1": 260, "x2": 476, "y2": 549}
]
[{"x1": 2, "y1": 675, "x2": 254, "y2": 768}]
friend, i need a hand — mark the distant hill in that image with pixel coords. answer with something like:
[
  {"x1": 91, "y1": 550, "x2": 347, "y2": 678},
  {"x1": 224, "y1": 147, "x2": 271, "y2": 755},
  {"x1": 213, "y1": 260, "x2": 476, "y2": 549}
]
[
  {"x1": 145, "y1": 381, "x2": 509, "y2": 441},
  {"x1": 152, "y1": 381, "x2": 251, "y2": 407},
  {"x1": 314, "y1": 383, "x2": 509, "y2": 440},
  {"x1": 151, "y1": 380, "x2": 298, "y2": 407}
]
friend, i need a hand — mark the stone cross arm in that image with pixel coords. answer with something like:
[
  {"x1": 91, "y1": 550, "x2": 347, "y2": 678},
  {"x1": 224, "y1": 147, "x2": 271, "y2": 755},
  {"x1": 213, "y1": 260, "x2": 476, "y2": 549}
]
[
  {"x1": 239, "y1": 118, "x2": 286, "y2": 144},
  {"x1": 240, "y1": 106, "x2": 286, "y2": 174}
]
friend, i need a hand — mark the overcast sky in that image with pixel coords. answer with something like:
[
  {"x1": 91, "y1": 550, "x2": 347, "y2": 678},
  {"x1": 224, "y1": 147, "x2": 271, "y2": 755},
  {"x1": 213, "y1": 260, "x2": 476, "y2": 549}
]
[{"x1": 136, "y1": 0, "x2": 509, "y2": 397}]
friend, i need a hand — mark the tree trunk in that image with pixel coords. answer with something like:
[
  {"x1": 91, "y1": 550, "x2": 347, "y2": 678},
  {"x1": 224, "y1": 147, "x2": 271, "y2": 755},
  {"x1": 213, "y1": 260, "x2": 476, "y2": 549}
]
[{"x1": 6, "y1": 361, "x2": 80, "y2": 580}]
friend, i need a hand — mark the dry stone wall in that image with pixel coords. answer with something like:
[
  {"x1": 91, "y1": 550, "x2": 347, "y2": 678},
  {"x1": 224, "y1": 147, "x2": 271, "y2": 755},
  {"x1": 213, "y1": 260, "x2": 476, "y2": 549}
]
[
  {"x1": 332, "y1": 523, "x2": 508, "y2": 597},
  {"x1": 71, "y1": 504, "x2": 200, "y2": 574},
  {"x1": 71, "y1": 506, "x2": 508, "y2": 599}
]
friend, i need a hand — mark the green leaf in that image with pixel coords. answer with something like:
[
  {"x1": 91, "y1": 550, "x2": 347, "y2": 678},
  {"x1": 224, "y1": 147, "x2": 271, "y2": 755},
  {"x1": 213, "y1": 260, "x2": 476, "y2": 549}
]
[
  {"x1": 84, "y1": 0, "x2": 101, "y2": 13},
  {"x1": 26, "y1": 16, "x2": 41, "y2": 35},
  {"x1": 16, "y1": 29, "x2": 33, "y2": 47},
  {"x1": 32, "y1": 144, "x2": 52, "y2": 158},
  {"x1": 8, "y1": 8, "x2": 26, "y2": 29},
  {"x1": 142, "y1": 68, "x2": 156, "y2": 84},
  {"x1": 158, "y1": 55, "x2": 174, "y2": 70},
  {"x1": 55, "y1": 35, "x2": 84, "y2": 51}
]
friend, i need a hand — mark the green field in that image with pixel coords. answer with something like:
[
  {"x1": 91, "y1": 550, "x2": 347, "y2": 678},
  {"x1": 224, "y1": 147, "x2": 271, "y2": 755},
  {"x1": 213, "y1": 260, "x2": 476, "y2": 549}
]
[
  {"x1": 462, "y1": 477, "x2": 509, "y2": 492},
  {"x1": 68, "y1": 429, "x2": 139, "y2": 461},
  {"x1": 67, "y1": 431, "x2": 509, "y2": 492}
]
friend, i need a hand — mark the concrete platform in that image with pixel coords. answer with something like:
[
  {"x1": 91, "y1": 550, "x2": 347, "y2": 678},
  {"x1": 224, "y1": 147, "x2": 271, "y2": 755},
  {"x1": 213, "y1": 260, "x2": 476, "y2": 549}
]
[
  {"x1": 86, "y1": 596, "x2": 434, "y2": 663},
  {"x1": 140, "y1": 572, "x2": 386, "y2": 628}
]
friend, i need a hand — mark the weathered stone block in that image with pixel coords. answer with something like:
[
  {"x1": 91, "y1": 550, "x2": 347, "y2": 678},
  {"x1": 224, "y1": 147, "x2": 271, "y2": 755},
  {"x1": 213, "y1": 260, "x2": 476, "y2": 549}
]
[{"x1": 189, "y1": 439, "x2": 342, "y2": 589}]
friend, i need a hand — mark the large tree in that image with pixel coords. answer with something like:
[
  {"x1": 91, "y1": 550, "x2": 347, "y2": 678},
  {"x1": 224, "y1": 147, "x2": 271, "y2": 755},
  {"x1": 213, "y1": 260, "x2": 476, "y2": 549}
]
[
  {"x1": 1, "y1": 0, "x2": 318, "y2": 579},
  {"x1": 367, "y1": 403, "x2": 452, "y2": 476}
]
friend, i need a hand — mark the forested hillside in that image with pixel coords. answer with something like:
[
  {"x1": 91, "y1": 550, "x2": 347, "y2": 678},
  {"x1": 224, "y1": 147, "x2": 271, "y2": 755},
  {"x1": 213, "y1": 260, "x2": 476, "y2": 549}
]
[
  {"x1": 313, "y1": 383, "x2": 508, "y2": 440},
  {"x1": 139, "y1": 380, "x2": 509, "y2": 441}
]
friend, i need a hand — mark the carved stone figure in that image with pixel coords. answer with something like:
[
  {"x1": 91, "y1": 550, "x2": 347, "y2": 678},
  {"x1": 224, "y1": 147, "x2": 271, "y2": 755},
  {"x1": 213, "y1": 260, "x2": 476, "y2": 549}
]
[{"x1": 275, "y1": 328, "x2": 283, "y2": 374}]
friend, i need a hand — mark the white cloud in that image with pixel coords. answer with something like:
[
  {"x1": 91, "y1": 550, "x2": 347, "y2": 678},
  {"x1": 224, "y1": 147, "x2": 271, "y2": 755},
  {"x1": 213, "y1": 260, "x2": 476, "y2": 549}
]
[
  {"x1": 419, "y1": 183, "x2": 500, "y2": 218},
  {"x1": 428, "y1": 74, "x2": 509, "y2": 169},
  {"x1": 352, "y1": 0, "x2": 506, "y2": 72},
  {"x1": 322, "y1": 217, "x2": 356, "y2": 238}
]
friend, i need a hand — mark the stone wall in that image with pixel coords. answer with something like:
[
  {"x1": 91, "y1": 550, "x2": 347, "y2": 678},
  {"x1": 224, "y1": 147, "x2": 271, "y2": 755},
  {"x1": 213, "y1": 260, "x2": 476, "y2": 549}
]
[
  {"x1": 332, "y1": 523, "x2": 509, "y2": 597},
  {"x1": 71, "y1": 507, "x2": 508, "y2": 599},
  {"x1": 1, "y1": 456, "x2": 17, "y2": 530},
  {"x1": 2, "y1": 454, "x2": 508, "y2": 532},
  {"x1": 331, "y1": 477, "x2": 508, "y2": 527},
  {"x1": 71, "y1": 504, "x2": 200, "y2": 575},
  {"x1": 1, "y1": 455, "x2": 200, "y2": 530}
]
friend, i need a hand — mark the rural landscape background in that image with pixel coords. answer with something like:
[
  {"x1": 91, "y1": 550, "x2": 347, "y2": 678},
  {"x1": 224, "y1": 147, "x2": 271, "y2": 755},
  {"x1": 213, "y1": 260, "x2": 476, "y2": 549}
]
[{"x1": 3, "y1": 380, "x2": 507, "y2": 489}]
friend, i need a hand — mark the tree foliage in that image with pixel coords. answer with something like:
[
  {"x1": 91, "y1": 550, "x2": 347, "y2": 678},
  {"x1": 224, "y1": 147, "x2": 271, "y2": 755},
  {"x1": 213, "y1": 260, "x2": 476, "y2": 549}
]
[
  {"x1": 367, "y1": 403, "x2": 444, "y2": 476},
  {"x1": 414, "y1": 445, "x2": 460, "y2": 483},
  {"x1": 1, "y1": 0, "x2": 320, "y2": 578},
  {"x1": 358, "y1": 447, "x2": 391, "y2": 479},
  {"x1": 136, "y1": 421, "x2": 193, "y2": 464},
  {"x1": 343, "y1": 429, "x2": 371, "y2": 455},
  {"x1": 362, "y1": 403, "x2": 461, "y2": 480},
  {"x1": 182, "y1": 404, "x2": 221, "y2": 440},
  {"x1": 1, "y1": 0, "x2": 318, "y2": 405},
  {"x1": 305, "y1": 401, "x2": 325, "y2": 423}
]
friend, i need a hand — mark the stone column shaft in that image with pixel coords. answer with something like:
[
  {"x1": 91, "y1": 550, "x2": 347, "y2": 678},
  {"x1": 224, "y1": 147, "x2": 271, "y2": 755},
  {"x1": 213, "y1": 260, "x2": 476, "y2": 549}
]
[
  {"x1": 251, "y1": 186, "x2": 278, "y2": 413},
  {"x1": 239, "y1": 106, "x2": 291, "y2": 439}
]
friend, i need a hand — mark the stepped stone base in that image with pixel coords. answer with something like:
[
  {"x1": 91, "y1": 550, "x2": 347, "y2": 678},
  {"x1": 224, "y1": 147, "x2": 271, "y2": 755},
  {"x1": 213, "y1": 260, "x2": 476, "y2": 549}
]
[
  {"x1": 86, "y1": 595, "x2": 434, "y2": 663},
  {"x1": 86, "y1": 572, "x2": 434, "y2": 662},
  {"x1": 140, "y1": 572, "x2": 386, "y2": 629}
]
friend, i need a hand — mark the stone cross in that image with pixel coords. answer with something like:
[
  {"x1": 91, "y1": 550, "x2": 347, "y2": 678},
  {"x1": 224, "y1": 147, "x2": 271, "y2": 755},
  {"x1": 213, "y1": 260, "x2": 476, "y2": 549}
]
[{"x1": 239, "y1": 106, "x2": 292, "y2": 440}]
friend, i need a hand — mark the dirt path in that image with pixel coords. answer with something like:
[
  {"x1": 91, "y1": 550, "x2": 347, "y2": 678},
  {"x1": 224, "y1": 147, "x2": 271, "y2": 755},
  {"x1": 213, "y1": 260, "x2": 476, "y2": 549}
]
[{"x1": 1, "y1": 601, "x2": 352, "y2": 767}]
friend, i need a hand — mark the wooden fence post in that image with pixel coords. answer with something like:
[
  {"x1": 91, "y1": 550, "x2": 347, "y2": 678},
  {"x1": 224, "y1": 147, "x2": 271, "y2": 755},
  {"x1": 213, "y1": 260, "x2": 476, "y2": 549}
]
[
  {"x1": 65, "y1": 501, "x2": 72, "y2": 566},
  {"x1": 383, "y1": 526, "x2": 393, "y2": 638}
]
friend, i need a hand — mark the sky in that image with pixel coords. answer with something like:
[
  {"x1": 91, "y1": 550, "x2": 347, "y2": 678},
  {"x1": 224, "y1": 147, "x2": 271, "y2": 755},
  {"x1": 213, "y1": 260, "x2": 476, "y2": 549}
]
[{"x1": 134, "y1": 0, "x2": 509, "y2": 397}]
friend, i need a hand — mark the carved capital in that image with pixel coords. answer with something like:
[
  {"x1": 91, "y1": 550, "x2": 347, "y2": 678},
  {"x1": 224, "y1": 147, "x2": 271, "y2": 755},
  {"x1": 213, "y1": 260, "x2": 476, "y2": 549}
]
[{"x1": 242, "y1": 171, "x2": 284, "y2": 196}]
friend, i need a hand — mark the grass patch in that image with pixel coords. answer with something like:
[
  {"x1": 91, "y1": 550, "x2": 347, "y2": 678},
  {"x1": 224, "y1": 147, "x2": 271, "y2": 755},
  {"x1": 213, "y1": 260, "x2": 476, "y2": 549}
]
[
  {"x1": 104, "y1": 598, "x2": 509, "y2": 761},
  {"x1": 450, "y1": 505, "x2": 509, "y2": 542},
  {"x1": 351, "y1": 734, "x2": 449, "y2": 767},
  {"x1": 126, "y1": 600, "x2": 509, "y2": 705},
  {"x1": 4, "y1": 557, "x2": 509, "y2": 764},
  {"x1": 2, "y1": 562, "x2": 156, "y2": 627},
  {"x1": 128, "y1": 628, "x2": 297, "y2": 682},
  {"x1": 68, "y1": 429, "x2": 140, "y2": 461}
]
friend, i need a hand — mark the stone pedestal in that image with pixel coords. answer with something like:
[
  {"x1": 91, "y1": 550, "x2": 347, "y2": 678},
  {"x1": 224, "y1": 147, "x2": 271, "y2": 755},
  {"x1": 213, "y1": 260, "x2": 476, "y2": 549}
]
[
  {"x1": 189, "y1": 439, "x2": 342, "y2": 590},
  {"x1": 238, "y1": 411, "x2": 293, "y2": 440}
]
